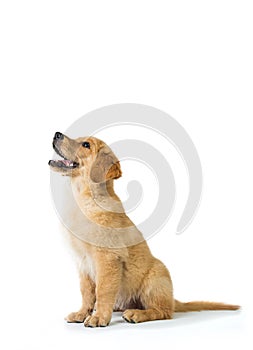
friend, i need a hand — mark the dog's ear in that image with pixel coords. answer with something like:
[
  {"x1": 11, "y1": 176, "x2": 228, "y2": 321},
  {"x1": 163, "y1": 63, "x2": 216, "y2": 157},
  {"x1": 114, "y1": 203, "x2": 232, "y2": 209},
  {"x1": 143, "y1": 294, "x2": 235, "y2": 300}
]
[{"x1": 90, "y1": 147, "x2": 122, "y2": 183}]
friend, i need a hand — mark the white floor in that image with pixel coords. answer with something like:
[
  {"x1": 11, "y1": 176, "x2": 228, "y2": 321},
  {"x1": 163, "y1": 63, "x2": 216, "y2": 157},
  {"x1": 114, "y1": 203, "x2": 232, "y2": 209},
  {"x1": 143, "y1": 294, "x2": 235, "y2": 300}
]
[{"x1": 11, "y1": 309, "x2": 246, "y2": 350}]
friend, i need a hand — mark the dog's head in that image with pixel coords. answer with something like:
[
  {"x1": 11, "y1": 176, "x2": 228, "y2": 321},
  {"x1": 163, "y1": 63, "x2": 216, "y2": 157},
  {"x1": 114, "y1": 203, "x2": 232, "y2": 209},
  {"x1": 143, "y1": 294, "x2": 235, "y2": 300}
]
[{"x1": 48, "y1": 132, "x2": 122, "y2": 182}]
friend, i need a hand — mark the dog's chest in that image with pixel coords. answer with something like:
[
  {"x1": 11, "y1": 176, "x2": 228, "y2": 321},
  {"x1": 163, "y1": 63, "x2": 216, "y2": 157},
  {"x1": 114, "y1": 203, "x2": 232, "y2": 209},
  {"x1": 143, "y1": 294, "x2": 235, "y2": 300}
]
[
  {"x1": 75, "y1": 250, "x2": 96, "y2": 281},
  {"x1": 63, "y1": 227, "x2": 96, "y2": 281}
]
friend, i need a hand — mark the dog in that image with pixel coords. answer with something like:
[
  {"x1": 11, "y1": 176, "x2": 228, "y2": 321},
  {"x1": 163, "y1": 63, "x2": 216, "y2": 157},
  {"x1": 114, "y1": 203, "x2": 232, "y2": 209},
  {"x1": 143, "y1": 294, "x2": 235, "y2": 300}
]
[{"x1": 49, "y1": 131, "x2": 239, "y2": 327}]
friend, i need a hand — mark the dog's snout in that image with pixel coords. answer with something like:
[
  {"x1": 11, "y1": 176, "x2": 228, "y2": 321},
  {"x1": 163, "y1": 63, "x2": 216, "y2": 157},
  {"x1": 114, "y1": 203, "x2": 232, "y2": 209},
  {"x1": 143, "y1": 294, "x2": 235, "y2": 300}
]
[{"x1": 54, "y1": 132, "x2": 64, "y2": 141}]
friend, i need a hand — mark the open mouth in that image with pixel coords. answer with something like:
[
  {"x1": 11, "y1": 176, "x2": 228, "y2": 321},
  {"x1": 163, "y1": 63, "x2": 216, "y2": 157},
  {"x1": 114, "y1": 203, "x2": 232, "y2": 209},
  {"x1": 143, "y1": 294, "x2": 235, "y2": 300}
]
[
  {"x1": 48, "y1": 145, "x2": 79, "y2": 169},
  {"x1": 48, "y1": 159, "x2": 79, "y2": 168}
]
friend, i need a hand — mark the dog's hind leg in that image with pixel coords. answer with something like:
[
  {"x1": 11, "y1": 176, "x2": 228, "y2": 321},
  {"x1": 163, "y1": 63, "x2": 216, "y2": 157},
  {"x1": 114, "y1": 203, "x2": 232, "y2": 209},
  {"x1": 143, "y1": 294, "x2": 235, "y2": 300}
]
[{"x1": 123, "y1": 261, "x2": 174, "y2": 323}]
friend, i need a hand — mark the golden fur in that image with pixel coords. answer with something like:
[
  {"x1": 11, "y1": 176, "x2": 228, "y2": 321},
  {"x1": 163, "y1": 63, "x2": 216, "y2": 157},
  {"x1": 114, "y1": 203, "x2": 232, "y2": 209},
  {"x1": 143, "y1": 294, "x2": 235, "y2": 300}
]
[{"x1": 49, "y1": 133, "x2": 239, "y2": 327}]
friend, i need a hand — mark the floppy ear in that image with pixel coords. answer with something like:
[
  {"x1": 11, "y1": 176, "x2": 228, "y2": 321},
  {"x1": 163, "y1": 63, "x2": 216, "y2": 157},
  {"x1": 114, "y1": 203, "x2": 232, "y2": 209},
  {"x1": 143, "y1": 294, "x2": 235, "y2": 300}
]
[{"x1": 90, "y1": 147, "x2": 122, "y2": 183}]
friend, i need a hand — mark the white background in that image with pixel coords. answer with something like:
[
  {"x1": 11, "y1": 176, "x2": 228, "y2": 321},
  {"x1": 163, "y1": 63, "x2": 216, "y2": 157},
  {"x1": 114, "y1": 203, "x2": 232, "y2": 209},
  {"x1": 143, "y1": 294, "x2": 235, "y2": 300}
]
[{"x1": 0, "y1": 1, "x2": 252, "y2": 349}]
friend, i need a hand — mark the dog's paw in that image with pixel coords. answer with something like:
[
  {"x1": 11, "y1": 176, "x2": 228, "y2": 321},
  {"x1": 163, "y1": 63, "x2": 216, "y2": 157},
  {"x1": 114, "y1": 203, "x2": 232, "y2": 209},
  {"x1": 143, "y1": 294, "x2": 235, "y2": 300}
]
[
  {"x1": 84, "y1": 313, "x2": 111, "y2": 328},
  {"x1": 65, "y1": 311, "x2": 90, "y2": 323},
  {"x1": 122, "y1": 309, "x2": 142, "y2": 323}
]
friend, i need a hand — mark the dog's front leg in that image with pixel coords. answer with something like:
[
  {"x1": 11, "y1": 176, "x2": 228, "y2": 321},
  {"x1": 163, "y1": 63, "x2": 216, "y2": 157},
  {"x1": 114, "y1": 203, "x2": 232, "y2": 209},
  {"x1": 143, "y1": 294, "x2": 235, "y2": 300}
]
[
  {"x1": 65, "y1": 273, "x2": 96, "y2": 323},
  {"x1": 84, "y1": 252, "x2": 122, "y2": 327}
]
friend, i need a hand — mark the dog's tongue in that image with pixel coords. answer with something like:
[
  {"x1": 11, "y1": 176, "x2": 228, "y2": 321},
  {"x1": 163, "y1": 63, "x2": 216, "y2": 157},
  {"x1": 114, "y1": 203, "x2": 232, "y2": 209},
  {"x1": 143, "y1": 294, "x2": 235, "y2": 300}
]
[{"x1": 61, "y1": 159, "x2": 72, "y2": 166}]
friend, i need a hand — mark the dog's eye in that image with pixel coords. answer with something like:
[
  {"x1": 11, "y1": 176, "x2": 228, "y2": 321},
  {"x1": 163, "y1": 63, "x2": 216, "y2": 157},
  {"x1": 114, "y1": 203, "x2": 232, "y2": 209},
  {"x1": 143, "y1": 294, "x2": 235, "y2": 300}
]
[{"x1": 82, "y1": 141, "x2": 90, "y2": 149}]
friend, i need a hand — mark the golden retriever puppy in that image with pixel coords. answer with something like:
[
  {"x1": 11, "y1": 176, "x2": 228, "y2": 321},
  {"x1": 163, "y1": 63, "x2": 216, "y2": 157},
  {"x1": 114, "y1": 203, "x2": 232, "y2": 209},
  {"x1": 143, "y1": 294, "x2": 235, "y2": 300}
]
[{"x1": 49, "y1": 132, "x2": 239, "y2": 327}]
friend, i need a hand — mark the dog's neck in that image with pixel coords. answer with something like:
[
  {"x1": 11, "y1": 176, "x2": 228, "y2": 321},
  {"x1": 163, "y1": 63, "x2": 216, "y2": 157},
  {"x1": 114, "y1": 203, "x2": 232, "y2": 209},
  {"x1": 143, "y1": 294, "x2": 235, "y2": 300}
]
[
  {"x1": 71, "y1": 176, "x2": 116, "y2": 200},
  {"x1": 70, "y1": 176, "x2": 124, "y2": 215}
]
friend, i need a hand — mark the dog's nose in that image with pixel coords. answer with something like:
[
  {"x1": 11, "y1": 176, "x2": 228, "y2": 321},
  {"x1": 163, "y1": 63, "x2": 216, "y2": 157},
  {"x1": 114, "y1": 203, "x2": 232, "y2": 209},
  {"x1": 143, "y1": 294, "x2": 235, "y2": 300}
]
[{"x1": 54, "y1": 132, "x2": 64, "y2": 140}]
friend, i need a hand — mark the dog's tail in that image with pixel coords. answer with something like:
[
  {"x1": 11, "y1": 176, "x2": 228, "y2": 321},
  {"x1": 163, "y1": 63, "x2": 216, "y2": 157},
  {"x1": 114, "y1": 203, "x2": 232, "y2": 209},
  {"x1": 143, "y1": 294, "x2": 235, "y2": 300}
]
[{"x1": 174, "y1": 299, "x2": 240, "y2": 312}]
